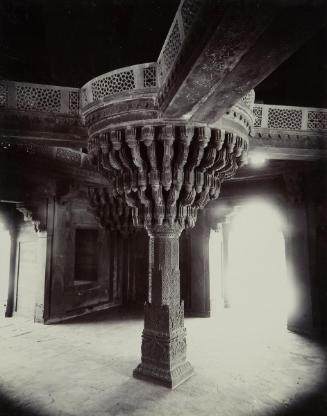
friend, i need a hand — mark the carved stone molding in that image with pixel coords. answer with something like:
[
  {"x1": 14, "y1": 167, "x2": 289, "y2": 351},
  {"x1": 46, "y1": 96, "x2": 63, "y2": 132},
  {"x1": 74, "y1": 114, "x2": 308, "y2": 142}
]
[
  {"x1": 0, "y1": 108, "x2": 86, "y2": 147},
  {"x1": 85, "y1": 97, "x2": 159, "y2": 134}
]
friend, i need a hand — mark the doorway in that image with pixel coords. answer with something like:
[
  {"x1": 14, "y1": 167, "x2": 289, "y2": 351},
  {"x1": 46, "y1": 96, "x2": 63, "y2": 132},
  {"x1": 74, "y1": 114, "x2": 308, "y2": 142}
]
[{"x1": 211, "y1": 199, "x2": 294, "y2": 333}]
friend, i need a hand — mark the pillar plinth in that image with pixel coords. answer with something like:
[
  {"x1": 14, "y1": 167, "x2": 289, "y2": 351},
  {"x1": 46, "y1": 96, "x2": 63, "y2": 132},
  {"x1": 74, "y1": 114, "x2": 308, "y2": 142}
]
[{"x1": 133, "y1": 224, "x2": 194, "y2": 388}]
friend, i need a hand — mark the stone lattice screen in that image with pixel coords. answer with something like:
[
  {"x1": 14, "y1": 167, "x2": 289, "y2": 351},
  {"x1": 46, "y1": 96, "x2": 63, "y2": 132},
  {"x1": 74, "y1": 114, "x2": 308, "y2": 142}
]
[
  {"x1": 143, "y1": 66, "x2": 157, "y2": 88},
  {"x1": 158, "y1": 22, "x2": 182, "y2": 81},
  {"x1": 0, "y1": 80, "x2": 80, "y2": 115},
  {"x1": 1, "y1": 67, "x2": 253, "y2": 116},
  {"x1": 16, "y1": 85, "x2": 61, "y2": 113},
  {"x1": 253, "y1": 106, "x2": 263, "y2": 128},
  {"x1": 253, "y1": 104, "x2": 327, "y2": 132},
  {"x1": 0, "y1": 83, "x2": 8, "y2": 108},
  {"x1": 307, "y1": 110, "x2": 327, "y2": 130},
  {"x1": 239, "y1": 90, "x2": 255, "y2": 110},
  {"x1": 80, "y1": 63, "x2": 158, "y2": 109},
  {"x1": 157, "y1": 0, "x2": 203, "y2": 84},
  {"x1": 68, "y1": 91, "x2": 79, "y2": 115},
  {"x1": 91, "y1": 70, "x2": 135, "y2": 102}
]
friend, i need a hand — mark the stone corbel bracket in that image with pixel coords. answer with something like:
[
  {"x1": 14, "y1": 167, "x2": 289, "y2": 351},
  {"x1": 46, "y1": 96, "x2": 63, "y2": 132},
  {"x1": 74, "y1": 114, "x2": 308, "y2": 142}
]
[{"x1": 16, "y1": 203, "x2": 47, "y2": 233}]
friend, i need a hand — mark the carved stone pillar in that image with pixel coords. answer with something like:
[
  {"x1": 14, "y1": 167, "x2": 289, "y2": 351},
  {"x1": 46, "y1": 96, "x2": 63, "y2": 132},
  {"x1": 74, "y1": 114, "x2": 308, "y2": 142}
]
[
  {"x1": 133, "y1": 223, "x2": 193, "y2": 389},
  {"x1": 84, "y1": 91, "x2": 253, "y2": 388}
]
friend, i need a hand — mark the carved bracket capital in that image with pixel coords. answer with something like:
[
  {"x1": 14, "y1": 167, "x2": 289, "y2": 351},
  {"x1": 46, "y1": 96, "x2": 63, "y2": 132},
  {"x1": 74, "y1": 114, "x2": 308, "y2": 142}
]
[{"x1": 16, "y1": 203, "x2": 47, "y2": 233}]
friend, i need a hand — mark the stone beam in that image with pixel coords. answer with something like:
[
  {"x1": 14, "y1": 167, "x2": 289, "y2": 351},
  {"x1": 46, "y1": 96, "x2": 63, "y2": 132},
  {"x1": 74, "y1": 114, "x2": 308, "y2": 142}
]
[{"x1": 159, "y1": 0, "x2": 327, "y2": 123}]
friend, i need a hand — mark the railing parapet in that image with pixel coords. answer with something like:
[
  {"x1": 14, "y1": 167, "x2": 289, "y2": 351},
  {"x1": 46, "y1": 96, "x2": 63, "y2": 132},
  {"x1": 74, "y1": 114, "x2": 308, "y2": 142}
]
[
  {"x1": 157, "y1": 0, "x2": 202, "y2": 85},
  {"x1": 253, "y1": 103, "x2": 327, "y2": 132},
  {"x1": 0, "y1": 80, "x2": 80, "y2": 116},
  {"x1": 80, "y1": 62, "x2": 158, "y2": 110}
]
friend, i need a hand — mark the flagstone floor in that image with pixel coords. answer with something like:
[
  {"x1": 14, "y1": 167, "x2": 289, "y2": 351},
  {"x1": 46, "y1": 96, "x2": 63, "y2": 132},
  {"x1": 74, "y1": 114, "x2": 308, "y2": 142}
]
[{"x1": 0, "y1": 308, "x2": 326, "y2": 416}]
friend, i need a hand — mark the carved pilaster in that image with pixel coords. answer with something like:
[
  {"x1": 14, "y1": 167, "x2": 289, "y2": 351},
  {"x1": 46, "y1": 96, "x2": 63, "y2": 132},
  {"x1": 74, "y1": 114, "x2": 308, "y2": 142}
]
[{"x1": 133, "y1": 223, "x2": 193, "y2": 388}]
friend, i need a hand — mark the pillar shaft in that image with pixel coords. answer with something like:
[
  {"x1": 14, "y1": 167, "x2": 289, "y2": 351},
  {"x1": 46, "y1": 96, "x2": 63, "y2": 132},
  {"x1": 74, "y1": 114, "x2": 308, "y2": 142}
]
[
  {"x1": 133, "y1": 224, "x2": 193, "y2": 388},
  {"x1": 5, "y1": 226, "x2": 17, "y2": 317},
  {"x1": 149, "y1": 226, "x2": 180, "y2": 306}
]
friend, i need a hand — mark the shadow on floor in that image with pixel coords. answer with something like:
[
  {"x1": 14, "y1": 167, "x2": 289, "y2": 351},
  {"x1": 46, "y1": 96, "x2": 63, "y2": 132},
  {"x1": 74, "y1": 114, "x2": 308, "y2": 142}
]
[
  {"x1": 56, "y1": 305, "x2": 144, "y2": 325},
  {"x1": 1, "y1": 380, "x2": 327, "y2": 416},
  {"x1": 268, "y1": 381, "x2": 327, "y2": 416},
  {"x1": 0, "y1": 378, "x2": 170, "y2": 416},
  {"x1": 0, "y1": 393, "x2": 42, "y2": 416},
  {"x1": 263, "y1": 333, "x2": 327, "y2": 416},
  {"x1": 0, "y1": 376, "x2": 326, "y2": 416}
]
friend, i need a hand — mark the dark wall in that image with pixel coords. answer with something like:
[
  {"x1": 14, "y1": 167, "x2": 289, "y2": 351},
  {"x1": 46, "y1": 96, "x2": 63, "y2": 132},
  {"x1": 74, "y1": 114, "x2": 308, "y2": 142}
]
[
  {"x1": 123, "y1": 228, "x2": 149, "y2": 306},
  {"x1": 181, "y1": 213, "x2": 211, "y2": 317},
  {"x1": 303, "y1": 170, "x2": 327, "y2": 339},
  {"x1": 48, "y1": 191, "x2": 124, "y2": 323},
  {"x1": 0, "y1": 179, "x2": 129, "y2": 323}
]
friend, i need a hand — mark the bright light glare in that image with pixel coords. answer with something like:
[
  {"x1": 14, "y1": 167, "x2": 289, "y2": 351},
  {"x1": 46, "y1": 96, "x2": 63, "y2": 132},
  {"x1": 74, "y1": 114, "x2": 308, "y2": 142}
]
[
  {"x1": 250, "y1": 152, "x2": 267, "y2": 167},
  {"x1": 228, "y1": 200, "x2": 295, "y2": 332}
]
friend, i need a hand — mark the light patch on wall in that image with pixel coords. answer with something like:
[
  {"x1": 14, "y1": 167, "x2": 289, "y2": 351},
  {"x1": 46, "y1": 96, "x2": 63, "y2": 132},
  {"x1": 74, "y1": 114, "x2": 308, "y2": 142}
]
[
  {"x1": 228, "y1": 200, "x2": 296, "y2": 333},
  {"x1": 249, "y1": 152, "x2": 267, "y2": 167}
]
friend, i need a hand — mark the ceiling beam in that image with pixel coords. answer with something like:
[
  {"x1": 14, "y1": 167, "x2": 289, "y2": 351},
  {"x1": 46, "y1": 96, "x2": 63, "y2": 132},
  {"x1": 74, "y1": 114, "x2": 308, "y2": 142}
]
[{"x1": 160, "y1": 0, "x2": 327, "y2": 123}]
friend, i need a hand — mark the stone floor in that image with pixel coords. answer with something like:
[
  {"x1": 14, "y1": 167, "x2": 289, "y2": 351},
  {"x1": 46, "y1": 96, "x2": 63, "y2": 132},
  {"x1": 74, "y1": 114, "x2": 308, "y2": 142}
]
[{"x1": 0, "y1": 308, "x2": 326, "y2": 416}]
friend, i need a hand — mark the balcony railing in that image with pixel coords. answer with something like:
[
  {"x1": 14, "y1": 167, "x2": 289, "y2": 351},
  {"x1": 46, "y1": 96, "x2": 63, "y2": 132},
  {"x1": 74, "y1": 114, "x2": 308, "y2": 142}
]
[
  {"x1": 80, "y1": 63, "x2": 158, "y2": 110},
  {"x1": 253, "y1": 104, "x2": 327, "y2": 132},
  {"x1": 0, "y1": 80, "x2": 80, "y2": 116},
  {"x1": 157, "y1": 0, "x2": 202, "y2": 85},
  {"x1": 1, "y1": 76, "x2": 327, "y2": 137},
  {"x1": 0, "y1": 76, "x2": 252, "y2": 118}
]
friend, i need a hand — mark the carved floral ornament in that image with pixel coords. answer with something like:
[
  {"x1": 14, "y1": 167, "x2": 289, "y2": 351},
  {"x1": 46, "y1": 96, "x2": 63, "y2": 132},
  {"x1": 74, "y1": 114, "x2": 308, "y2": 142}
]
[{"x1": 87, "y1": 123, "x2": 249, "y2": 233}]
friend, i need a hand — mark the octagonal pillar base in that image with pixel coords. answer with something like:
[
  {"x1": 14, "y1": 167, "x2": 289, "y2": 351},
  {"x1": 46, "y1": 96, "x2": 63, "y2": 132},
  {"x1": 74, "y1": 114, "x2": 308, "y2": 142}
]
[
  {"x1": 133, "y1": 360, "x2": 193, "y2": 389},
  {"x1": 133, "y1": 302, "x2": 193, "y2": 389}
]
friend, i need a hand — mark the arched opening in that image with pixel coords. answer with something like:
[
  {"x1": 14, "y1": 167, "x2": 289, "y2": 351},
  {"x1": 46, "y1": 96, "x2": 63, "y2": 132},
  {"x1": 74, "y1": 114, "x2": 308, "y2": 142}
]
[
  {"x1": 210, "y1": 198, "x2": 296, "y2": 334},
  {"x1": 228, "y1": 199, "x2": 292, "y2": 332},
  {"x1": 0, "y1": 219, "x2": 11, "y2": 317}
]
